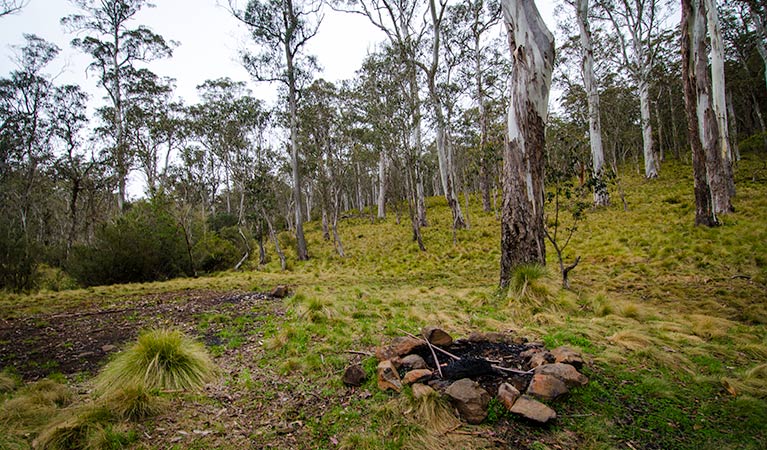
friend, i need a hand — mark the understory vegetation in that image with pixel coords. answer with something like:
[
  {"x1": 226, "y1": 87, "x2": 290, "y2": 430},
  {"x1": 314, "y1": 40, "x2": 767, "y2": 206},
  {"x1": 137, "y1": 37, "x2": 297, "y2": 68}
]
[{"x1": 1, "y1": 157, "x2": 766, "y2": 449}]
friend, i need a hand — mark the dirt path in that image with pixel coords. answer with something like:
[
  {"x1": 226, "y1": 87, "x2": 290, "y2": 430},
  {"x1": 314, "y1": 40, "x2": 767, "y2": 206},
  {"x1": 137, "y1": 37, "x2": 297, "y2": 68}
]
[{"x1": 0, "y1": 290, "x2": 279, "y2": 380}]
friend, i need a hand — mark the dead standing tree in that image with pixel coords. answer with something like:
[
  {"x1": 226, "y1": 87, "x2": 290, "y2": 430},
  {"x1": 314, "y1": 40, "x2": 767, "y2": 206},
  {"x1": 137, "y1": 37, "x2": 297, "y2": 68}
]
[{"x1": 499, "y1": 0, "x2": 555, "y2": 288}]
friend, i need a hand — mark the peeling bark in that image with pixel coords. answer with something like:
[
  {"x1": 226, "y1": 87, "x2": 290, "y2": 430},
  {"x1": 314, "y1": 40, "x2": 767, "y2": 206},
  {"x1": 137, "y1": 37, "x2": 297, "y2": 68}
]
[{"x1": 499, "y1": 0, "x2": 554, "y2": 288}]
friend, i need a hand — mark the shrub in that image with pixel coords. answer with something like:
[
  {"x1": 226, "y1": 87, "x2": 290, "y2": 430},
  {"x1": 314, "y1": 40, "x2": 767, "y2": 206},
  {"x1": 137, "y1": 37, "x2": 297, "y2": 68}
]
[
  {"x1": 0, "y1": 219, "x2": 39, "y2": 292},
  {"x1": 192, "y1": 233, "x2": 240, "y2": 273},
  {"x1": 66, "y1": 199, "x2": 192, "y2": 286},
  {"x1": 95, "y1": 329, "x2": 215, "y2": 395}
]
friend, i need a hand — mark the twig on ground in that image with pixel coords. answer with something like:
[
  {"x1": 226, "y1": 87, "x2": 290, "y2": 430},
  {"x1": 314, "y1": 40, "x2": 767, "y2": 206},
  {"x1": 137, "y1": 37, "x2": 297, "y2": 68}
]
[{"x1": 346, "y1": 350, "x2": 373, "y2": 356}]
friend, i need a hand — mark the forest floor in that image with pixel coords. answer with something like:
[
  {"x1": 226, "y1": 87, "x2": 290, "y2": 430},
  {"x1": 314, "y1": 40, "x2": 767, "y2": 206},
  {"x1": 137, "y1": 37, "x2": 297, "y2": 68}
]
[{"x1": 1, "y1": 156, "x2": 767, "y2": 449}]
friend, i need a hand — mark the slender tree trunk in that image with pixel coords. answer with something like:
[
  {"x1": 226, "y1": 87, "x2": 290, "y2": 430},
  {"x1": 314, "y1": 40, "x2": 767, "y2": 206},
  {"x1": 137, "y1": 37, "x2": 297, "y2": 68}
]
[
  {"x1": 287, "y1": 68, "x2": 308, "y2": 260},
  {"x1": 112, "y1": 27, "x2": 127, "y2": 212},
  {"x1": 639, "y1": 79, "x2": 659, "y2": 178},
  {"x1": 682, "y1": 0, "x2": 718, "y2": 226},
  {"x1": 331, "y1": 188, "x2": 345, "y2": 257},
  {"x1": 499, "y1": 0, "x2": 554, "y2": 288},
  {"x1": 263, "y1": 209, "x2": 287, "y2": 270},
  {"x1": 476, "y1": 31, "x2": 492, "y2": 212},
  {"x1": 377, "y1": 150, "x2": 387, "y2": 219},
  {"x1": 669, "y1": 85, "x2": 682, "y2": 159},
  {"x1": 321, "y1": 204, "x2": 330, "y2": 240},
  {"x1": 726, "y1": 91, "x2": 740, "y2": 161},
  {"x1": 655, "y1": 96, "x2": 665, "y2": 161},
  {"x1": 750, "y1": 6, "x2": 767, "y2": 90},
  {"x1": 576, "y1": 0, "x2": 609, "y2": 206}
]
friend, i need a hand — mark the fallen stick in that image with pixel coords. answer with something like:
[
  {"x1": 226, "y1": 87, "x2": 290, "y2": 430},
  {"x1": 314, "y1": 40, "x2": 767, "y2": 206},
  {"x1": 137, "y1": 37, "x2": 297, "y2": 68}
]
[
  {"x1": 346, "y1": 350, "x2": 373, "y2": 356},
  {"x1": 423, "y1": 334, "x2": 444, "y2": 378},
  {"x1": 397, "y1": 328, "x2": 460, "y2": 360},
  {"x1": 491, "y1": 364, "x2": 535, "y2": 375}
]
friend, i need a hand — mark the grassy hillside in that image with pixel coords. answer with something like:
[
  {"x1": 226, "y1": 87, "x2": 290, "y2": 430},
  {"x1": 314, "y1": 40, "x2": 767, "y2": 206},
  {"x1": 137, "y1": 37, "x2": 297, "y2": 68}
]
[{"x1": 1, "y1": 156, "x2": 766, "y2": 449}]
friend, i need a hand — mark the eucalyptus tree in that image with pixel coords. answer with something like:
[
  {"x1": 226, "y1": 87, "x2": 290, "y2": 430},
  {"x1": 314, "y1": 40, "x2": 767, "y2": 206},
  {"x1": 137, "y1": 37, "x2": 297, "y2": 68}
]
[
  {"x1": 681, "y1": 0, "x2": 717, "y2": 226},
  {"x1": 62, "y1": 0, "x2": 175, "y2": 212},
  {"x1": 122, "y1": 69, "x2": 176, "y2": 197},
  {"x1": 335, "y1": 0, "x2": 429, "y2": 227},
  {"x1": 190, "y1": 78, "x2": 270, "y2": 223},
  {"x1": 0, "y1": 35, "x2": 59, "y2": 239},
  {"x1": 355, "y1": 48, "x2": 426, "y2": 249},
  {"x1": 446, "y1": 0, "x2": 502, "y2": 213},
  {"x1": 570, "y1": 0, "x2": 609, "y2": 205},
  {"x1": 229, "y1": 0, "x2": 321, "y2": 261},
  {"x1": 412, "y1": 0, "x2": 467, "y2": 231},
  {"x1": 499, "y1": 0, "x2": 555, "y2": 288},
  {"x1": 49, "y1": 84, "x2": 101, "y2": 255},
  {"x1": 596, "y1": 0, "x2": 672, "y2": 179}
]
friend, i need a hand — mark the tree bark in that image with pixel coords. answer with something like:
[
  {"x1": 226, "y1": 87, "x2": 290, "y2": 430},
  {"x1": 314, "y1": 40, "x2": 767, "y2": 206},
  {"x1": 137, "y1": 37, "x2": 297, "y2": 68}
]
[
  {"x1": 499, "y1": 0, "x2": 554, "y2": 288},
  {"x1": 639, "y1": 79, "x2": 659, "y2": 178},
  {"x1": 682, "y1": 0, "x2": 719, "y2": 227},
  {"x1": 576, "y1": 0, "x2": 609, "y2": 206}
]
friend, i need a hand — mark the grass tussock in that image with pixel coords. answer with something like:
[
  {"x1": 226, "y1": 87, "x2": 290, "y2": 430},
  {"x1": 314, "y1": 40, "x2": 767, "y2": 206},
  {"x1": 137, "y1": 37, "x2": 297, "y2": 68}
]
[
  {"x1": 101, "y1": 384, "x2": 166, "y2": 420},
  {"x1": 0, "y1": 372, "x2": 17, "y2": 393},
  {"x1": 95, "y1": 328, "x2": 215, "y2": 394},
  {"x1": 32, "y1": 405, "x2": 114, "y2": 450}
]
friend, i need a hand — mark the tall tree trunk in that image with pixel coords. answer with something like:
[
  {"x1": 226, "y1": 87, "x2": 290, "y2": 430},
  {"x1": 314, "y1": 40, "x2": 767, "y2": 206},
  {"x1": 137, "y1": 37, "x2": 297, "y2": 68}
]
[
  {"x1": 476, "y1": 30, "x2": 492, "y2": 212},
  {"x1": 113, "y1": 27, "x2": 126, "y2": 212},
  {"x1": 750, "y1": 4, "x2": 767, "y2": 90},
  {"x1": 726, "y1": 91, "x2": 740, "y2": 161},
  {"x1": 576, "y1": 0, "x2": 609, "y2": 206},
  {"x1": 331, "y1": 188, "x2": 345, "y2": 257},
  {"x1": 286, "y1": 24, "x2": 308, "y2": 260},
  {"x1": 406, "y1": 62, "x2": 428, "y2": 227},
  {"x1": 682, "y1": 0, "x2": 718, "y2": 227},
  {"x1": 263, "y1": 208, "x2": 286, "y2": 270},
  {"x1": 377, "y1": 150, "x2": 387, "y2": 218},
  {"x1": 705, "y1": 0, "x2": 731, "y2": 162},
  {"x1": 426, "y1": 0, "x2": 466, "y2": 230},
  {"x1": 499, "y1": 0, "x2": 554, "y2": 288},
  {"x1": 638, "y1": 79, "x2": 659, "y2": 178}
]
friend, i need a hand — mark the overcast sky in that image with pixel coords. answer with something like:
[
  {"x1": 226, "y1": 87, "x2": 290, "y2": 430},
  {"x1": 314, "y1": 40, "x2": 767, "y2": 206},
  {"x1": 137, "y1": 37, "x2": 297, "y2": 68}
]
[{"x1": 0, "y1": 0, "x2": 558, "y2": 110}]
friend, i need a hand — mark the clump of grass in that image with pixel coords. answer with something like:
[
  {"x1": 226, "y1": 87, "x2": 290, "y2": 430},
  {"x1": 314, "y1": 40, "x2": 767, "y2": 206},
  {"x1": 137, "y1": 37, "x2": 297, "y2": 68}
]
[
  {"x1": 404, "y1": 386, "x2": 460, "y2": 435},
  {"x1": 101, "y1": 384, "x2": 166, "y2": 420},
  {"x1": 507, "y1": 264, "x2": 550, "y2": 300},
  {"x1": 95, "y1": 329, "x2": 216, "y2": 395},
  {"x1": 0, "y1": 371, "x2": 17, "y2": 393},
  {"x1": 0, "y1": 379, "x2": 72, "y2": 432},
  {"x1": 32, "y1": 405, "x2": 113, "y2": 450},
  {"x1": 723, "y1": 364, "x2": 767, "y2": 399}
]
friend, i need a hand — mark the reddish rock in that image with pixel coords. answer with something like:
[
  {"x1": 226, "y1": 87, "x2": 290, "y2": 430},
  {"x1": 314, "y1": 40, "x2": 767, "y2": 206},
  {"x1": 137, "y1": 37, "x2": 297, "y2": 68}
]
[
  {"x1": 399, "y1": 354, "x2": 428, "y2": 370},
  {"x1": 466, "y1": 331, "x2": 511, "y2": 344},
  {"x1": 508, "y1": 395, "x2": 557, "y2": 423},
  {"x1": 422, "y1": 326, "x2": 453, "y2": 346},
  {"x1": 342, "y1": 364, "x2": 367, "y2": 387},
  {"x1": 377, "y1": 360, "x2": 402, "y2": 392},
  {"x1": 376, "y1": 337, "x2": 424, "y2": 361},
  {"x1": 535, "y1": 363, "x2": 588, "y2": 388},
  {"x1": 550, "y1": 347, "x2": 585, "y2": 370},
  {"x1": 497, "y1": 383, "x2": 521, "y2": 410},
  {"x1": 402, "y1": 369, "x2": 432, "y2": 385},
  {"x1": 445, "y1": 378, "x2": 491, "y2": 425},
  {"x1": 527, "y1": 374, "x2": 569, "y2": 400}
]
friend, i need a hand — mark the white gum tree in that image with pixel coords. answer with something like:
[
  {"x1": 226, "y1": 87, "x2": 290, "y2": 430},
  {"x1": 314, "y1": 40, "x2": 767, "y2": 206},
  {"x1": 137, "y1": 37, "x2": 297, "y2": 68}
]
[{"x1": 499, "y1": 0, "x2": 555, "y2": 288}]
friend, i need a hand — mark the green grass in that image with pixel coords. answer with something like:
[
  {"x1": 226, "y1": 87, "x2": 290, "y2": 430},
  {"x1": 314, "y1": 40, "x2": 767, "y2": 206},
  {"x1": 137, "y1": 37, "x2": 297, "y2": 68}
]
[
  {"x1": 95, "y1": 329, "x2": 216, "y2": 394},
  {"x1": 1, "y1": 157, "x2": 767, "y2": 448}
]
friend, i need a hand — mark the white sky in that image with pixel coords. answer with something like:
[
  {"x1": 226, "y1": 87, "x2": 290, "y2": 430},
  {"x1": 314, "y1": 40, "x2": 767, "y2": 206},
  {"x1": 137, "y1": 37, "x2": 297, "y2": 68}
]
[{"x1": 0, "y1": 0, "x2": 558, "y2": 109}]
